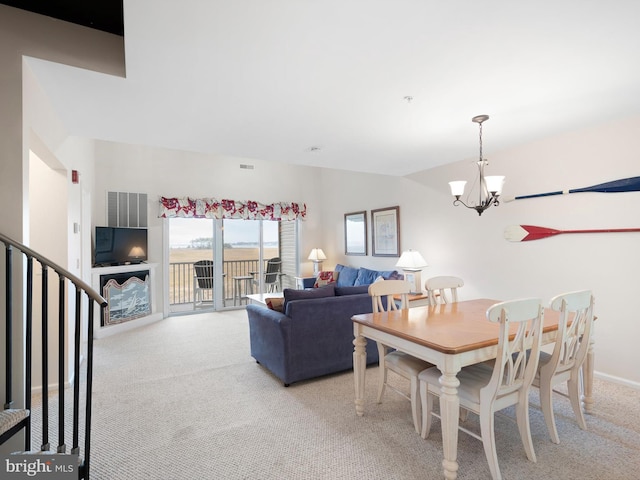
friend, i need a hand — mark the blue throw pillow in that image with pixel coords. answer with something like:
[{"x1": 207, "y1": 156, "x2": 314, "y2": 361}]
[
  {"x1": 335, "y1": 265, "x2": 359, "y2": 287},
  {"x1": 354, "y1": 267, "x2": 383, "y2": 286},
  {"x1": 283, "y1": 284, "x2": 336, "y2": 312}
]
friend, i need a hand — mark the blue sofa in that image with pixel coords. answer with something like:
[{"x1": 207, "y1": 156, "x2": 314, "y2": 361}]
[
  {"x1": 299, "y1": 264, "x2": 401, "y2": 289},
  {"x1": 247, "y1": 285, "x2": 377, "y2": 386},
  {"x1": 247, "y1": 265, "x2": 401, "y2": 386}
]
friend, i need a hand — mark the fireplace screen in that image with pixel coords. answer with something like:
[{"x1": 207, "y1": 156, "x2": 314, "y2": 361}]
[{"x1": 100, "y1": 270, "x2": 151, "y2": 326}]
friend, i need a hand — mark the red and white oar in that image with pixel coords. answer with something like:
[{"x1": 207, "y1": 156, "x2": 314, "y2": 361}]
[{"x1": 504, "y1": 224, "x2": 640, "y2": 242}]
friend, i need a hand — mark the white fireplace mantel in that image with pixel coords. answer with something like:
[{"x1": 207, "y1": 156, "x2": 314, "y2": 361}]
[{"x1": 91, "y1": 263, "x2": 163, "y2": 339}]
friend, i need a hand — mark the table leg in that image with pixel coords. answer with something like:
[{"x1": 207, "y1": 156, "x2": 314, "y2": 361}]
[
  {"x1": 353, "y1": 329, "x2": 367, "y2": 417},
  {"x1": 582, "y1": 336, "x2": 595, "y2": 414},
  {"x1": 439, "y1": 367, "x2": 461, "y2": 480}
]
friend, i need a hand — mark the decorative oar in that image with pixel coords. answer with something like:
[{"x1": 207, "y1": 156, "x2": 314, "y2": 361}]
[
  {"x1": 502, "y1": 176, "x2": 640, "y2": 202},
  {"x1": 504, "y1": 224, "x2": 640, "y2": 242}
]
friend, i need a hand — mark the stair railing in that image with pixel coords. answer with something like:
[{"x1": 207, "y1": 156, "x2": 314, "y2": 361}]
[{"x1": 1, "y1": 232, "x2": 107, "y2": 479}]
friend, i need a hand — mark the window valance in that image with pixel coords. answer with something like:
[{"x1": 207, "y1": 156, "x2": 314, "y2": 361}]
[{"x1": 159, "y1": 196, "x2": 306, "y2": 221}]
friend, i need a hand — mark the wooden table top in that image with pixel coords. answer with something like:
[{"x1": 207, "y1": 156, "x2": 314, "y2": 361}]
[{"x1": 351, "y1": 298, "x2": 561, "y2": 355}]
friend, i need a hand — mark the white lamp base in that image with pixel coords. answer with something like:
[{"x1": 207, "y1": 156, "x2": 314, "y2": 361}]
[
  {"x1": 403, "y1": 270, "x2": 423, "y2": 294},
  {"x1": 312, "y1": 261, "x2": 323, "y2": 276}
]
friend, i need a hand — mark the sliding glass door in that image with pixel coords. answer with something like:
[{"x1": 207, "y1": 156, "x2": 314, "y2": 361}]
[
  {"x1": 222, "y1": 219, "x2": 281, "y2": 305},
  {"x1": 167, "y1": 218, "x2": 297, "y2": 314},
  {"x1": 168, "y1": 218, "x2": 220, "y2": 314}
]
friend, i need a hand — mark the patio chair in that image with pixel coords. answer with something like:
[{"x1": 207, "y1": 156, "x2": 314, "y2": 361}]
[
  {"x1": 194, "y1": 260, "x2": 225, "y2": 308},
  {"x1": 252, "y1": 257, "x2": 282, "y2": 293}
]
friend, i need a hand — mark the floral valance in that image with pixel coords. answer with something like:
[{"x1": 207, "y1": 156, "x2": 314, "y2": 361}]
[{"x1": 159, "y1": 197, "x2": 306, "y2": 221}]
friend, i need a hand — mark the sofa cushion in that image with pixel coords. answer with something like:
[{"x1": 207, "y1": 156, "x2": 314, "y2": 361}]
[
  {"x1": 354, "y1": 267, "x2": 384, "y2": 286},
  {"x1": 265, "y1": 297, "x2": 284, "y2": 312},
  {"x1": 283, "y1": 284, "x2": 335, "y2": 312},
  {"x1": 335, "y1": 264, "x2": 359, "y2": 287},
  {"x1": 314, "y1": 270, "x2": 339, "y2": 288},
  {"x1": 335, "y1": 285, "x2": 370, "y2": 296}
]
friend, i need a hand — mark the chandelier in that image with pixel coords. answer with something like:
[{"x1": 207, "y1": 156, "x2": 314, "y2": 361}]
[{"x1": 449, "y1": 115, "x2": 505, "y2": 216}]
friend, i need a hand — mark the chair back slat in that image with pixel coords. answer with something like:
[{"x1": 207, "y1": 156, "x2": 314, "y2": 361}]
[
  {"x1": 485, "y1": 298, "x2": 544, "y2": 399},
  {"x1": 425, "y1": 276, "x2": 464, "y2": 305},
  {"x1": 264, "y1": 257, "x2": 282, "y2": 285},
  {"x1": 194, "y1": 260, "x2": 214, "y2": 288},
  {"x1": 548, "y1": 290, "x2": 594, "y2": 375},
  {"x1": 368, "y1": 280, "x2": 411, "y2": 312}
]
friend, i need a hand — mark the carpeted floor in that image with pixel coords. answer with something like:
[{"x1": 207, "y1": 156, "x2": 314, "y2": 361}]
[{"x1": 32, "y1": 310, "x2": 640, "y2": 479}]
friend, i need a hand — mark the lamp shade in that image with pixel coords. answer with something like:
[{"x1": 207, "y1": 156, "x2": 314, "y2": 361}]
[
  {"x1": 449, "y1": 181, "x2": 467, "y2": 197},
  {"x1": 308, "y1": 248, "x2": 327, "y2": 261},
  {"x1": 395, "y1": 250, "x2": 428, "y2": 271},
  {"x1": 485, "y1": 175, "x2": 505, "y2": 194}
]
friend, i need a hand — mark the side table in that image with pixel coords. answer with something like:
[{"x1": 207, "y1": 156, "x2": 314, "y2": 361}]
[
  {"x1": 246, "y1": 292, "x2": 284, "y2": 307},
  {"x1": 233, "y1": 275, "x2": 254, "y2": 306},
  {"x1": 393, "y1": 293, "x2": 430, "y2": 308},
  {"x1": 294, "y1": 276, "x2": 316, "y2": 289}
]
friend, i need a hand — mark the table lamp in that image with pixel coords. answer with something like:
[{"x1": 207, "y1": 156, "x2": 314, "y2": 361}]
[
  {"x1": 395, "y1": 250, "x2": 428, "y2": 294},
  {"x1": 308, "y1": 248, "x2": 327, "y2": 275}
]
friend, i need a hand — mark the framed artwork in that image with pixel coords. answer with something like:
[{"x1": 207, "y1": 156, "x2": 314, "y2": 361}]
[
  {"x1": 371, "y1": 206, "x2": 400, "y2": 257},
  {"x1": 344, "y1": 211, "x2": 367, "y2": 255}
]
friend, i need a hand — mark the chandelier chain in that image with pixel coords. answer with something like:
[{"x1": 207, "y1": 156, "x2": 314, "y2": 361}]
[{"x1": 478, "y1": 122, "x2": 483, "y2": 162}]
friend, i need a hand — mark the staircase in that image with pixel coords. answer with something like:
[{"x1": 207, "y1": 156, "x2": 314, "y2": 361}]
[{"x1": 1, "y1": 233, "x2": 107, "y2": 479}]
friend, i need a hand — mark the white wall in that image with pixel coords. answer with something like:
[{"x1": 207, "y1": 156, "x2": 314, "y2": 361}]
[
  {"x1": 315, "y1": 168, "x2": 431, "y2": 273},
  {"x1": 29, "y1": 150, "x2": 70, "y2": 390}
]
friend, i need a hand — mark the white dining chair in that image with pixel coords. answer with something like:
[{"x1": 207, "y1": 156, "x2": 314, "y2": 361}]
[
  {"x1": 369, "y1": 280, "x2": 432, "y2": 434},
  {"x1": 419, "y1": 298, "x2": 544, "y2": 480},
  {"x1": 533, "y1": 290, "x2": 595, "y2": 444},
  {"x1": 424, "y1": 276, "x2": 464, "y2": 305}
]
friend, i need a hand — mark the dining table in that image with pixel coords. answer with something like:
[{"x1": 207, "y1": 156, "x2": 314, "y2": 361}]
[{"x1": 351, "y1": 298, "x2": 595, "y2": 480}]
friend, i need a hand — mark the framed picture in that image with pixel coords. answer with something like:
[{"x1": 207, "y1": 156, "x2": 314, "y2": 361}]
[
  {"x1": 344, "y1": 211, "x2": 367, "y2": 255},
  {"x1": 371, "y1": 206, "x2": 400, "y2": 257}
]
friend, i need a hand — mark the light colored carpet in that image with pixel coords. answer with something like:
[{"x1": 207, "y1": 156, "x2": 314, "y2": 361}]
[{"x1": 32, "y1": 310, "x2": 640, "y2": 479}]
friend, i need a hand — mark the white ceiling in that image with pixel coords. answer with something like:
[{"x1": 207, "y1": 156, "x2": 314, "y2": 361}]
[{"x1": 26, "y1": 0, "x2": 640, "y2": 176}]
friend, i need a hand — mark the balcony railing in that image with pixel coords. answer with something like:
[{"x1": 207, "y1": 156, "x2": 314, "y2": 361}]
[{"x1": 169, "y1": 259, "x2": 264, "y2": 307}]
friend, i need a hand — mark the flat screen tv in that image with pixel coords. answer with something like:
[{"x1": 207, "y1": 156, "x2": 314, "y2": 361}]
[{"x1": 94, "y1": 226, "x2": 148, "y2": 266}]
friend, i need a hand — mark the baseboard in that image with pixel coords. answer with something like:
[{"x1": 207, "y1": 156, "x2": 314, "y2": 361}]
[
  {"x1": 30, "y1": 358, "x2": 83, "y2": 395},
  {"x1": 94, "y1": 312, "x2": 164, "y2": 339},
  {"x1": 30, "y1": 379, "x2": 73, "y2": 396},
  {"x1": 595, "y1": 371, "x2": 640, "y2": 390}
]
